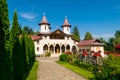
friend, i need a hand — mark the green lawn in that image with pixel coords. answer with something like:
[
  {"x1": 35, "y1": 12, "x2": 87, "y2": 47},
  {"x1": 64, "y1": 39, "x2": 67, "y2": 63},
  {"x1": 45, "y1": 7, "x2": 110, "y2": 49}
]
[
  {"x1": 26, "y1": 61, "x2": 38, "y2": 80},
  {"x1": 56, "y1": 61, "x2": 95, "y2": 79}
]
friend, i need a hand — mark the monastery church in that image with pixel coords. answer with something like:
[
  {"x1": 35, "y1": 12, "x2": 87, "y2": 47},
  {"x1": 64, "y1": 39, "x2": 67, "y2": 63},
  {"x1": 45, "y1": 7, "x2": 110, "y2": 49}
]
[
  {"x1": 31, "y1": 14, "x2": 105, "y2": 57},
  {"x1": 31, "y1": 14, "x2": 79, "y2": 56}
]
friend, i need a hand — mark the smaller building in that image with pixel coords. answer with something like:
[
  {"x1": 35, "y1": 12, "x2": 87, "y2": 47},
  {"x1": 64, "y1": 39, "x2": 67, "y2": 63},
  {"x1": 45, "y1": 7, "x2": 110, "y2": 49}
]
[{"x1": 77, "y1": 39, "x2": 105, "y2": 57}]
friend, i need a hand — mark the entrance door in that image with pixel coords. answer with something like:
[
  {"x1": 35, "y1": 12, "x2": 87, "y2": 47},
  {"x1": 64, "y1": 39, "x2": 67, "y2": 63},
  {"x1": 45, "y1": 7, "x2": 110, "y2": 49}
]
[{"x1": 55, "y1": 44, "x2": 60, "y2": 53}]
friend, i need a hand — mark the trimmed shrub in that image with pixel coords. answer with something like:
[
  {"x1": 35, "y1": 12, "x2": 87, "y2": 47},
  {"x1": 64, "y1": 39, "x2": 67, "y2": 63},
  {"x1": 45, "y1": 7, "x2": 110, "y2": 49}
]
[{"x1": 59, "y1": 53, "x2": 68, "y2": 62}]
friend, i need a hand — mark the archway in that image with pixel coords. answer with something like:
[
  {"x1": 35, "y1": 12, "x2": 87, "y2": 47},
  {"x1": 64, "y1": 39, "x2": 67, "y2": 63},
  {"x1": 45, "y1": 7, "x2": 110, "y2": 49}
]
[
  {"x1": 66, "y1": 44, "x2": 70, "y2": 51},
  {"x1": 72, "y1": 46, "x2": 77, "y2": 53},
  {"x1": 55, "y1": 44, "x2": 60, "y2": 53},
  {"x1": 49, "y1": 45, "x2": 54, "y2": 53},
  {"x1": 43, "y1": 44, "x2": 48, "y2": 53},
  {"x1": 61, "y1": 45, "x2": 65, "y2": 52}
]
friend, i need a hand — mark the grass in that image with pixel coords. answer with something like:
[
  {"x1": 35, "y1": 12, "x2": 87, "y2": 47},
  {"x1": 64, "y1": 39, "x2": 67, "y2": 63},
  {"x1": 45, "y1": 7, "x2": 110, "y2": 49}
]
[
  {"x1": 26, "y1": 61, "x2": 38, "y2": 80},
  {"x1": 56, "y1": 61, "x2": 95, "y2": 79}
]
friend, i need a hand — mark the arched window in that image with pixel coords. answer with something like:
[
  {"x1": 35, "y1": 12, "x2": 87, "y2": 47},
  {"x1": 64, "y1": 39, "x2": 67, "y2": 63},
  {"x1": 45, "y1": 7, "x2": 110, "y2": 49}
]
[
  {"x1": 66, "y1": 45, "x2": 70, "y2": 51},
  {"x1": 43, "y1": 44, "x2": 48, "y2": 51}
]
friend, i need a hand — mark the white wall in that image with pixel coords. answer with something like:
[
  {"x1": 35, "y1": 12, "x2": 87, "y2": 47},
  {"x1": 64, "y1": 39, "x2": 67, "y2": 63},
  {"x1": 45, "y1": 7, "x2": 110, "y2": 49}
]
[
  {"x1": 40, "y1": 24, "x2": 50, "y2": 33},
  {"x1": 34, "y1": 37, "x2": 78, "y2": 55},
  {"x1": 63, "y1": 27, "x2": 70, "y2": 34}
]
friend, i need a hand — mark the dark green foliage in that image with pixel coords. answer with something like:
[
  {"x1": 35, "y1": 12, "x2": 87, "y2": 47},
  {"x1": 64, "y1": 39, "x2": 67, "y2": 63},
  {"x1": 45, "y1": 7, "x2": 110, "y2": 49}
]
[
  {"x1": 10, "y1": 11, "x2": 35, "y2": 80},
  {"x1": 21, "y1": 34, "x2": 29, "y2": 73},
  {"x1": 99, "y1": 37, "x2": 108, "y2": 51},
  {"x1": 84, "y1": 31, "x2": 93, "y2": 40},
  {"x1": 0, "y1": 0, "x2": 35, "y2": 79},
  {"x1": 21, "y1": 33, "x2": 35, "y2": 72},
  {"x1": 72, "y1": 26, "x2": 80, "y2": 41},
  {"x1": 59, "y1": 53, "x2": 68, "y2": 62},
  {"x1": 23, "y1": 26, "x2": 34, "y2": 35},
  {"x1": 10, "y1": 11, "x2": 20, "y2": 41},
  {"x1": 12, "y1": 37, "x2": 24, "y2": 80},
  {"x1": 0, "y1": 0, "x2": 12, "y2": 80},
  {"x1": 94, "y1": 54, "x2": 120, "y2": 80},
  {"x1": 105, "y1": 30, "x2": 120, "y2": 52}
]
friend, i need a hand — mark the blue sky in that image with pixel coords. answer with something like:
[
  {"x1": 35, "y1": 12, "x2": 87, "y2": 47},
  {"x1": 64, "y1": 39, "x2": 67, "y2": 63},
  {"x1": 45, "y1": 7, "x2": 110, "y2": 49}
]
[{"x1": 8, "y1": 0, "x2": 120, "y2": 40}]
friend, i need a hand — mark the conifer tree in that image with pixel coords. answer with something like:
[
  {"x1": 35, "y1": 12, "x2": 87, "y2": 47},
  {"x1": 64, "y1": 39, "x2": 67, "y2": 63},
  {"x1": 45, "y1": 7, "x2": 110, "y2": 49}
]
[
  {"x1": 12, "y1": 37, "x2": 24, "y2": 80},
  {"x1": 10, "y1": 11, "x2": 24, "y2": 80},
  {"x1": 72, "y1": 26, "x2": 80, "y2": 41},
  {"x1": 0, "y1": 0, "x2": 12, "y2": 80},
  {"x1": 84, "y1": 31, "x2": 93, "y2": 40},
  {"x1": 21, "y1": 33, "x2": 29, "y2": 72}
]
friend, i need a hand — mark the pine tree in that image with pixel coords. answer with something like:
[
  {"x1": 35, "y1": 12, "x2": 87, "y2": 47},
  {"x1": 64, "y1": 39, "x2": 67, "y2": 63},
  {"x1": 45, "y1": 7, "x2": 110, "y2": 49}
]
[
  {"x1": 0, "y1": 0, "x2": 12, "y2": 80},
  {"x1": 84, "y1": 31, "x2": 93, "y2": 40},
  {"x1": 72, "y1": 26, "x2": 80, "y2": 41}
]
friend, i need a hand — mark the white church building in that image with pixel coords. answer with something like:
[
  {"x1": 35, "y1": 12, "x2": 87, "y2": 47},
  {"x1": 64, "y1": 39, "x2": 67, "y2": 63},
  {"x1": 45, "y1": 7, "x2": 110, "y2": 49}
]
[
  {"x1": 31, "y1": 15, "x2": 79, "y2": 56},
  {"x1": 31, "y1": 14, "x2": 105, "y2": 57}
]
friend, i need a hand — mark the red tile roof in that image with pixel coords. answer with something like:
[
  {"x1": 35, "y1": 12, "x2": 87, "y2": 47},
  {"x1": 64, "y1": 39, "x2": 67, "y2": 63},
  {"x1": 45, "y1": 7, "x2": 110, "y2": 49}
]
[
  {"x1": 62, "y1": 17, "x2": 71, "y2": 27},
  {"x1": 77, "y1": 39, "x2": 104, "y2": 46},
  {"x1": 39, "y1": 15, "x2": 50, "y2": 25},
  {"x1": 31, "y1": 35, "x2": 42, "y2": 41}
]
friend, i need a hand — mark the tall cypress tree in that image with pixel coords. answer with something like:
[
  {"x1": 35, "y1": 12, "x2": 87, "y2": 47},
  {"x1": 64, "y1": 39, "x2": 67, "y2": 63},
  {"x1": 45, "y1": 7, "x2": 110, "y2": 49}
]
[
  {"x1": 0, "y1": 0, "x2": 12, "y2": 80},
  {"x1": 10, "y1": 11, "x2": 24, "y2": 80},
  {"x1": 10, "y1": 11, "x2": 20, "y2": 43}
]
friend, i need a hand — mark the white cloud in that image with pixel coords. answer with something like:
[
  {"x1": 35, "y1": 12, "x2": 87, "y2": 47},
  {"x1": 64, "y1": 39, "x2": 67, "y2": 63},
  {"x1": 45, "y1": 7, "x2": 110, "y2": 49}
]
[
  {"x1": 19, "y1": 12, "x2": 37, "y2": 20},
  {"x1": 93, "y1": 33, "x2": 114, "y2": 40}
]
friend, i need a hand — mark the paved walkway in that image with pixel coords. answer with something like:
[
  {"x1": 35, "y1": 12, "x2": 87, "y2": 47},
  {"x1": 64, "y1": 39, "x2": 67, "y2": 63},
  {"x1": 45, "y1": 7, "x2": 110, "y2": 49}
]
[{"x1": 37, "y1": 57, "x2": 86, "y2": 80}]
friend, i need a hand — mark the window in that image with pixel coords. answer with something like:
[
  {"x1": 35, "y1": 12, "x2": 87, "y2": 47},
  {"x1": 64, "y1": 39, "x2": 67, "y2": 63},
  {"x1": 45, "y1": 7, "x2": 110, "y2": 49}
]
[
  {"x1": 67, "y1": 27, "x2": 69, "y2": 31},
  {"x1": 45, "y1": 26, "x2": 46, "y2": 30},
  {"x1": 37, "y1": 47, "x2": 39, "y2": 51},
  {"x1": 44, "y1": 36, "x2": 47, "y2": 39},
  {"x1": 67, "y1": 37, "x2": 69, "y2": 40},
  {"x1": 37, "y1": 40, "x2": 39, "y2": 44}
]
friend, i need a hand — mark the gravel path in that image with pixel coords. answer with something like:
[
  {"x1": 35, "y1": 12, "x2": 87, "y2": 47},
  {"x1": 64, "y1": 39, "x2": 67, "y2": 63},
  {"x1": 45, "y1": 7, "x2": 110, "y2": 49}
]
[{"x1": 37, "y1": 57, "x2": 86, "y2": 80}]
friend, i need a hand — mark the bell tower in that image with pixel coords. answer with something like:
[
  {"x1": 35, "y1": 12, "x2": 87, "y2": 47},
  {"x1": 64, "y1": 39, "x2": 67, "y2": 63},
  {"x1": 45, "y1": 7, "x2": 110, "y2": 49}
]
[
  {"x1": 38, "y1": 13, "x2": 51, "y2": 33},
  {"x1": 61, "y1": 16, "x2": 71, "y2": 34}
]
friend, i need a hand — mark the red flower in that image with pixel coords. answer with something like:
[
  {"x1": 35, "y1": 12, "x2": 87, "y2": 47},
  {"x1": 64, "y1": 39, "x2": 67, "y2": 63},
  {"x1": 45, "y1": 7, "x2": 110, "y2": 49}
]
[
  {"x1": 65, "y1": 51, "x2": 72, "y2": 55},
  {"x1": 115, "y1": 44, "x2": 120, "y2": 49},
  {"x1": 104, "y1": 52, "x2": 109, "y2": 54},
  {"x1": 91, "y1": 50, "x2": 95, "y2": 53},
  {"x1": 82, "y1": 50, "x2": 88, "y2": 57},
  {"x1": 93, "y1": 52, "x2": 101, "y2": 57}
]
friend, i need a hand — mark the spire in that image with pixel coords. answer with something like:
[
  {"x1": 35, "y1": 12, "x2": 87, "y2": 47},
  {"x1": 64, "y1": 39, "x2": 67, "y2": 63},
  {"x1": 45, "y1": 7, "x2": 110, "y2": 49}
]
[
  {"x1": 39, "y1": 13, "x2": 50, "y2": 25},
  {"x1": 62, "y1": 16, "x2": 71, "y2": 27}
]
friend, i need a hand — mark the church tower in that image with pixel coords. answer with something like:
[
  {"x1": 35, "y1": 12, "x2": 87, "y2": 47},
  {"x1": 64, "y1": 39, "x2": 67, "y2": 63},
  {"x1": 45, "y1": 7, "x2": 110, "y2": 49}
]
[
  {"x1": 61, "y1": 16, "x2": 71, "y2": 34},
  {"x1": 38, "y1": 13, "x2": 51, "y2": 33}
]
